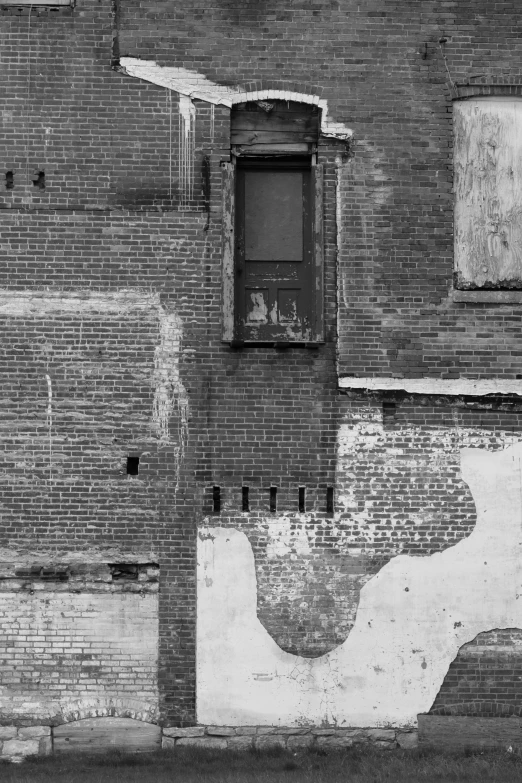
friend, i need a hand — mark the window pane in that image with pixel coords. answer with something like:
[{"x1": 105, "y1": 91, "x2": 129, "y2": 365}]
[{"x1": 244, "y1": 171, "x2": 303, "y2": 261}]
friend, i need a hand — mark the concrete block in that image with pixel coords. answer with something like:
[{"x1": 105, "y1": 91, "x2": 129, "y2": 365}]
[
  {"x1": 18, "y1": 726, "x2": 51, "y2": 739},
  {"x1": 235, "y1": 727, "x2": 258, "y2": 735},
  {"x1": 278, "y1": 727, "x2": 311, "y2": 735},
  {"x1": 287, "y1": 734, "x2": 314, "y2": 750},
  {"x1": 397, "y1": 731, "x2": 418, "y2": 749},
  {"x1": 2, "y1": 739, "x2": 40, "y2": 757},
  {"x1": 206, "y1": 726, "x2": 236, "y2": 736},
  {"x1": 163, "y1": 726, "x2": 205, "y2": 738},
  {"x1": 366, "y1": 729, "x2": 397, "y2": 742},
  {"x1": 226, "y1": 735, "x2": 254, "y2": 749}
]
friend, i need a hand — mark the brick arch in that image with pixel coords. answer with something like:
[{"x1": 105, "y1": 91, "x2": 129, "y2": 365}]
[{"x1": 55, "y1": 697, "x2": 159, "y2": 725}]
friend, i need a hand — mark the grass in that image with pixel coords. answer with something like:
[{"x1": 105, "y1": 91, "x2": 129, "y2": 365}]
[{"x1": 2, "y1": 746, "x2": 522, "y2": 783}]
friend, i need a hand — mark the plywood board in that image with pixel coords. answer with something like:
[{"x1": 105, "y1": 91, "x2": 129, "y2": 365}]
[
  {"x1": 54, "y1": 718, "x2": 161, "y2": 754},
  {"x1": 454, "y1": 98, "x2": 522, "y2": 288}
]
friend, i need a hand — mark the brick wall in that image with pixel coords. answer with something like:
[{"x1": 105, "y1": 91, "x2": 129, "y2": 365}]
[
  {"x1": 1, "y1": 0, "x2": 522, "y2": 729},
  {"x1": 430, "y1": 629, "x2": 522, "y2": 717},
  {"x1": 0, "y1": 565, "x2": 158, "y2": 723}
]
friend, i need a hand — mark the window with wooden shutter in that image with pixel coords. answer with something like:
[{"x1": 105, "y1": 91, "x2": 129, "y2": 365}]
[{"x1": 222, "y1": 101, "x2": 324, "y2": 345}]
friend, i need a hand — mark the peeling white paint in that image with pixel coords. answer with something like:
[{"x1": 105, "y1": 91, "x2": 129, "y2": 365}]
[
  {"x1": 0, "y1": 289, "x2": 188, "y2": 452},
  {"x1": 338, "y1": 376, "x2": 522, "y2": 396},
  {"x1": 152, "y1": 307, "x2": 189, "y2": 469},
  {"x1": 197, "y1": 441, "x2": 522, "y2": 726},
  {"x1": 0, "y1": 289, "x2": 159, "y2": 316},
  {"x1": 118, "y1": 58, "x2": 353, "y2": 141},
  {"x1": 178, "y1": 95, "x2": 196, "y2": 207}
]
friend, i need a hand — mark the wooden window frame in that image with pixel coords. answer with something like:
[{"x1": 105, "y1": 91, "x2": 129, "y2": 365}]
[{"x1": 222, "y1": 155, "x2": 324, "y2": 346}]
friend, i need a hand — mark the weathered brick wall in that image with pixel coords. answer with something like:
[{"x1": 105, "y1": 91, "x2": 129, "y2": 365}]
[
  {"x1": 2, "y1": 0, "x2": 522, "y2": 730},
  {"x1": 430, "y1": 629, "x2": 522, "y2": 718},
  {"x1": 0, "y1": 565, "x2": 158, "y2": 723}
]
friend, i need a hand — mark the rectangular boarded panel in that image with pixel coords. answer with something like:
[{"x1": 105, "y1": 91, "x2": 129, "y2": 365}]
[
  {"x1": 419, "y1": 715, "x2": 522, "y2": 750},
  {"x1": 454, "y1": 98, "x2": 522, "y2": 289},
  {"x1": 54, "y1": 718, "x2": 161, "y2": 754}
]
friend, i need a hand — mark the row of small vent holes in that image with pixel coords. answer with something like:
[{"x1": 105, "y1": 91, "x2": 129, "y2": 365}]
[
  {"x1": 212, "y1": 486, "x2": 335, "y2": 514},
  {"x1": 5, "y1": 171, "x2": 45, "y2": 189},
  {"x1": 127, "y1": 458, "x2": 335, "y2": 515}
]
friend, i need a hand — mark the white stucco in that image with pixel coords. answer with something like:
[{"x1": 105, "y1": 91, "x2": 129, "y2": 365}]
[{"x1": 197, "y1": 442, "x2": 522, "y2": 726}]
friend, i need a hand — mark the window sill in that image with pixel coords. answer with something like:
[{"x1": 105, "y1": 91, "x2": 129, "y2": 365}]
[{"x1": 452, "y1": 289, "x2": 522, "y2": 303}]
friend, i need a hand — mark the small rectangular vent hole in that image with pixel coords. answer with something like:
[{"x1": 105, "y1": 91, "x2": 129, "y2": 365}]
[
  {"x1": 126, "y1": 456, "x2": 140, "y2": 476},
  {"x1": 32, "y1": 170, "x2": 45, "y2": 189},
  {"x1": 242, "y1": 486, "x2": 250, "y2": 512},
  {"x1": 298, "y1": 486, "x2": 306, "y2": 513},
  {"x1": 269, "y1": 486, "x2": 277, "y2": 513},
  {"x1": 5, "y1": 171, "x2": 13, "y2": 190},
  {"x1": 213, "y1": 486, "x2": 221, "y2": 513},
  {"x1": 326, "y1": 487, "x2": 334, "y2": 514}
]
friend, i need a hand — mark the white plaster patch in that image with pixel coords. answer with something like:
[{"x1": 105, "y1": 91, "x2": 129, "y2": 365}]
[
  {"x1": 264, "y1": 516, "x2": 313, "y2": 559},
  {"x1": 197, "y1": 441, "x2": 522, "y2": 727},
  {"x1": 338, "y1": 376, "x2": 522, "y2": 396},
  {"x1": 118, "y1": 58, "x2": 353, "y2": 141}
]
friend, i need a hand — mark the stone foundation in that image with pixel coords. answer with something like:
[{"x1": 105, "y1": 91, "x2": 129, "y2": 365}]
[
  {"x1": 0, "y1": 723, "x2": 418, "y2": 761},
  {"x1": 161, "y1": 726, "x2": 418, "y2": 751},
  {"x1": 0, "y1": 727, "x2": 51, "y2": 763}
]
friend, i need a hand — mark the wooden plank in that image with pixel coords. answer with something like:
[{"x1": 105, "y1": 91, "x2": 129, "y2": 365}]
[
  {"x1": 418, "y1": 715, "x2": 522, "y2": 750},
  {"x1": 53, "y1": 717, "x2": 161, "y2": 754},
  {"x1": 221, "y1": 163, "x2": 235, "y2": 342},
  {"x1": 231, "y1": 129, "x2": 318, "y2": 145},
  {"x1": 233, "y1": 143, "x2": 312, "y2": 156},
  {"x1": 232, "y1": 112, "x2": 319, "y2": 133},
  {"x1": 312, "y1": 163, "x2": 324, "y2": 342}
]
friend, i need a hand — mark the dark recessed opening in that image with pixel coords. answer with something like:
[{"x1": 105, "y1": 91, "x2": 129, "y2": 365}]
[
  {"x1": 213, "y1": 486, "x2": 221, "y2": 513},
  {"x1": 5, "y1": 171, "x2": 13, "y2": 190},
  {"x1": 326, "y1": 487, "x2": 334, "y2": 514},
  {"x1": 382, "y1": 400, "x2": 396, "y2": 428},
  {"x1": 269, "y1": 486, "x2": 277, "y2": 513},
  {"x1": 32, "y1": 170, "x2": 45, "y2": 189},
  {"x1": 126, "y1": 456, "x2": 140, "y2": 476},
  {"x1": 298, "y1": 486, "x2": 306, "y2": 513},
  {"x1": 242, "y1": 486, "x2": 249, "y2": 512},
  {"x1": 110, "y1": 564, "x2": 138, "y2": 581}
]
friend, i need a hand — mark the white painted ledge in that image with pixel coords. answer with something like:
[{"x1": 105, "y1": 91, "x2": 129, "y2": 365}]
[
  {"x1": 338, "y1": 377, "x2": 522, "y2": 397},
  {"x1": 117, "y1": 58, "x2": 353, "y2": 141}
]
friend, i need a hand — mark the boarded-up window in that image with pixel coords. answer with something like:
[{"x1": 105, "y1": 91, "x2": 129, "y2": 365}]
[{"x1": 454, "y1": 98, "x2": 522, "y2": 289}]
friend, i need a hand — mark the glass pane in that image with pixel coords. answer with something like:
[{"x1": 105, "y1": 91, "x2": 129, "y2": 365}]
[{"x1": 244, "y1": 171, "x2": 303, "y2": 261}]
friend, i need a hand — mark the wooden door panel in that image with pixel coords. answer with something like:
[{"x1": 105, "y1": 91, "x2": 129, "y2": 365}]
[{"x1": 235, "y1": 158, "x2": 313, "y2": 342}]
